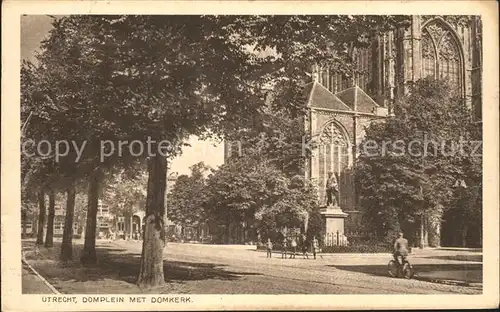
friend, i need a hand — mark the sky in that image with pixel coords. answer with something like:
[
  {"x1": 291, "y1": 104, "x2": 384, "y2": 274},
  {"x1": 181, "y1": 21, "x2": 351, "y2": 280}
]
[{"x1": 21, "y1": 15, "x2": 225, "y2": 175}]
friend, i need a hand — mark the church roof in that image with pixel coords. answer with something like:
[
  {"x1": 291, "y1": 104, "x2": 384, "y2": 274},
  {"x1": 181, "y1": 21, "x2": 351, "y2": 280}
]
[
  {"x1": 304, "y1": 81, "x2": 352, "y2": 111},
  {"x1": 335, "y1": 85, "x2": 380, "y2": 114},
  {"x1": 304, "y1": 82, "x2": 381, "y2": 114}
]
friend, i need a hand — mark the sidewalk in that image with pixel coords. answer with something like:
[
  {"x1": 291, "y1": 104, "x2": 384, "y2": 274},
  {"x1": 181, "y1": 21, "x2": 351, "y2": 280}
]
[{"x1": 22, "y1": 263, "x2": 55, "y2": 294}]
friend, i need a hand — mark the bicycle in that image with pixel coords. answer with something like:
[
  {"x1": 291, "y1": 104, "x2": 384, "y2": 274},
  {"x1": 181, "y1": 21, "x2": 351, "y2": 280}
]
[{"x1": 388, "y1": 256, "x2": 414, "y2": 279}]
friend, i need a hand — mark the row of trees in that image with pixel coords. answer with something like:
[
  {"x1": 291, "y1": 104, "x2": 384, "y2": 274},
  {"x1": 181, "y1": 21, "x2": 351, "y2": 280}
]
[
  {"x1": 167, "y1": 159, "x2": 320, "y2": 244},
  {"x1": 21, "y1": 15, "x2": 409, "y2": 288}
]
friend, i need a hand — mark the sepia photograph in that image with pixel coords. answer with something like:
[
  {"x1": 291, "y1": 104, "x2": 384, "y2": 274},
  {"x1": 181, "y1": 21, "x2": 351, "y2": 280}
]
[{"x1": 2, "y1": 1, "x2": 499, "y2": 311}]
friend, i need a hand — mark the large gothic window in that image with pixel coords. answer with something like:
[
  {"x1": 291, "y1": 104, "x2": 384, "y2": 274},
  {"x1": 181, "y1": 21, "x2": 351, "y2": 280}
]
[
  {"x1": 316, "y1": 121, "x2": 352, "y2": 208},
  {"x1": 422, "y1": 30, "x2": 436, "y2": 78},
  {"x1": 421, "y1": 20, "x2": 462, "y2": 94}
]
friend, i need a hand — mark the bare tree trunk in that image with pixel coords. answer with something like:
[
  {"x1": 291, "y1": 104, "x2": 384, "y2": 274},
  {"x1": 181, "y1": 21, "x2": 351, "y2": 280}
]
[
  {"x1": 163, "y1": 187, "x2": 168, "y2": 247},
  {"x1": 36, "y1": 190, "x2": 46, "y2": 245},
  {"x1": 427, "y1": 209, "x2": 442, "y2": 247},
  {"x1": 44, "y1": 190, "x2": 56, "y2": 247},
  {"x1": 137, "y1": 155, "x2": 167, "y2": 288},
  {"x1": 130, "y1": 215, "x2": 133, "y2": 239},
  {"x1": 61, "y1": 182, "x2": 76, "y2": 261},
  {"x1": 22, "y1": 210, "x2": 27, "y2": 238},
  {"x1": 462, "y1": 224, "x2": 469, "y2": 247},
  {"x1": 81, "y1": 169, "x2": 101, "y2": 265},
  {"x1": 419, "y1": 214, "x2": 425, "y2": 248}
]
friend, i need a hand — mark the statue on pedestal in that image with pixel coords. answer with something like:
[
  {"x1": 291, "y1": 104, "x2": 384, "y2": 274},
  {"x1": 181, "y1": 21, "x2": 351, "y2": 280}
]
[
  {"x1": 321, "y1": 172, "x2": 347, "y2": 236},
  {"x1": 325, "y1": 171, "x2": 339, "y2": 207}
]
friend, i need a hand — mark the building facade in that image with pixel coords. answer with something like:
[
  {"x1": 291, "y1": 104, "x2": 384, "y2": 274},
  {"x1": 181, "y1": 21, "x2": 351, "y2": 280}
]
[
  {"x1": 306, "y1": 15, "x2": 482, "y2": 246},
  {"x1": 22, "y1": 199, "x2": 145, "y2": 240},
  {"x1": 312, "y1": 15, "x2": 482, "y2": 121},
  {"x1": 22, "y1": 199, "x2": 84, "y2": 239}
]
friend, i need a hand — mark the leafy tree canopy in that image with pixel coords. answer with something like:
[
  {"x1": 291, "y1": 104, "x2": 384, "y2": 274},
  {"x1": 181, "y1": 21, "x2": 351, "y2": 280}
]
[
  {"x1": 167, "y1": 162, "x2": 211, "y2": 226},
  {"x1": 356, "y1": 78, "x2": 481, "y2": 238}
]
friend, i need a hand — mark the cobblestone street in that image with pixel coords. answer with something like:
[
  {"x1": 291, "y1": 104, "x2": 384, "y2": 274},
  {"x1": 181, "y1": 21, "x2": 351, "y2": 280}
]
[{"x1": 23, "y1": 239, "x2": 482, "y2": 294}]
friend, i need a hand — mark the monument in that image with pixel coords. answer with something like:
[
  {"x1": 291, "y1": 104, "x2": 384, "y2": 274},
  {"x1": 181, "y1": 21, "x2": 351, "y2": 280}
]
[{"x1": 321, "y1": 171, "x2": 348, "y2": 235}]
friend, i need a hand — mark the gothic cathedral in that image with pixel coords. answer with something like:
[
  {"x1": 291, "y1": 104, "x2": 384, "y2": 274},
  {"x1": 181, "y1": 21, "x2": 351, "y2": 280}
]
[{"x1": 305, "y1": 15, "x2": 482, "y2": 245}]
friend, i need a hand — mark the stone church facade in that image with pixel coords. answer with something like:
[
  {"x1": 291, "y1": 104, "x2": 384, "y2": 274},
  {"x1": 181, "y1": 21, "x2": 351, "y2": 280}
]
[
  {"x1": 305, "y1": 15, "x2": 482, "y2": 245},
  {"x1": 309, "y1": 15, "x2": 482, "y2": 119}
]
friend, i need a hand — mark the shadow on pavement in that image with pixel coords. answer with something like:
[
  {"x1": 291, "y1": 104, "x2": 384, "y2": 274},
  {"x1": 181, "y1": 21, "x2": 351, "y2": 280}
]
[
  {"x1": 25, "y1": 242, "x2": 262, "y2": 287},
  {"x1": 330, "y1": 263, "x2": 482, "y2": 284},
  {"x1": 421, "y1": 255, "x2": 482, "y2": 262},
  {"x1": 436, "y1": 247, "x2": 482, "y2": 252}
]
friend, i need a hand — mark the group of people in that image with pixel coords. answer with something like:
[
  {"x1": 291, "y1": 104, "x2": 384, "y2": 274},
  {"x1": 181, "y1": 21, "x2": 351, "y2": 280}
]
[
  {"x1": 104, "y1": 230, "x2": 142, "y2": 241},
  {"x1": 265, "y1": 235, "x2": 320, "y2": 260}
]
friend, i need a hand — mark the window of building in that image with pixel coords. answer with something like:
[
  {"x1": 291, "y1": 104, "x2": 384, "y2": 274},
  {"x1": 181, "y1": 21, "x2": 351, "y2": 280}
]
[
  {"x1": 100, "y1": 205, "x2": 109, "y2": 214},
  {"x1": 117, "y1": 222, "x2": 125, "y2": 231},
  {"x1": 54, "y1": 222, "x2": 63, "y2": 230},
  {"x1": 25, "y1": 222, "x2": 33, "y2": 230},
  {"x1": 421, "y1": 20, "x2": 462, "y2": 95},
  {"x1": 73, "y1": 222, "x2": 79, "y2": 232},
  {"x1": 422, "y1": 31, "x2": 437, "y2": 79}
]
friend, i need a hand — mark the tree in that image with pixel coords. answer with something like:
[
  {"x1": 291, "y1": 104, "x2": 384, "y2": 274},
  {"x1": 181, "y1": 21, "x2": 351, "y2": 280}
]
[
  {"x1": 225, "y1": 105, "x2": 310, "y2": 177},
  {"x1": 102, "y1": 169, "x2": 148, "y2": 239},
  {"x1": 44, "y1": 190, "x2": 56, "y2": 247},
  {"x1": 21, "y1": 62, "x2": 56, "y2": 246},
  {"x1": 35, "y1": 190, "x2": 46, "y2": 245},
  {"x1": 60, "y1": 182, "x2": 76, "y2": 260},
  {"x1": 21, "y1": 191, "x2": 37, "y2": 238},
  {"x1": 60, "y1": 179, "x2": 91, "y2": 261},
  {"x1": 355, "y1": 78, "x2": 480, "y2": 246},
  {"x1": 167, "y1": 162, "x2": 210, "y2": 228},
  {"x1": 204, "y1": 156, "x2": 288, "y2": 243},
  {"x1": 23, "y1": 16, "x2": 152, "y2": 265},
  {"x1": 204, "y1": 152, "x2": 318, "y2": 244},
  {"x1": 258, "y1": 175, "x2": 318, "y2": 240},
  {"x1": 306, "y1": 210, "x2": 324, "y2": 243}
]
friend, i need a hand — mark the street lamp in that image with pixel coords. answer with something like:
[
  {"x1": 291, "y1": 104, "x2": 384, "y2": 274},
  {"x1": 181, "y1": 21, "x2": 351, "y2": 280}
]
[
  {"x1": 419, "y1": 185, "x2": 425, "y2": 249},
  {"x1": 452, "y1": 178, "x2": 470, "y2": 247},
  {"x1": 419, "y1": 131, "x2": 427, "y2": 249}
]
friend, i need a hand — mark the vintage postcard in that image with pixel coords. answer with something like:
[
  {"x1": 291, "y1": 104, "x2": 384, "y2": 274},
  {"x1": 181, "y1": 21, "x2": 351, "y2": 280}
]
[{"x1": 2, "y1": 0, "x2": 499, "y2": 311}]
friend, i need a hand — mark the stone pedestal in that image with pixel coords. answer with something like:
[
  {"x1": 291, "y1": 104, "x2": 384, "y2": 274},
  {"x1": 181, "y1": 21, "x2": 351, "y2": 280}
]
[{"x1": 320, "y1": 205, "x2": 348, "y2": 234}]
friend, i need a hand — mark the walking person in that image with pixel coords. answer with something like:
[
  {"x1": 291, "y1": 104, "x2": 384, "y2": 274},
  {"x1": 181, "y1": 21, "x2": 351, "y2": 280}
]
[
  {"x1": 312, "y1": 236, "x2": 319, "y2": 260},
  {"x1": 289, "y1": 237, "x2": 297, "y2": 259},
  {"x1": 301, "y1": 234, "x2": 309, "y2": 259},
  {"x1": 266, "y1": 238, "x2": 273, "y2": 258},
  {"x1": 281, "y1": 238, "x2": 288, "y2": 259}
]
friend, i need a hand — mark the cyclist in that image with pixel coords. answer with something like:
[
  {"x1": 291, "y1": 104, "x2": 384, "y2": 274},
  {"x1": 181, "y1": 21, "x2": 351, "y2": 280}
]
[{"x1": 393, "y1": 232, "x2": 409, "y2": 268}]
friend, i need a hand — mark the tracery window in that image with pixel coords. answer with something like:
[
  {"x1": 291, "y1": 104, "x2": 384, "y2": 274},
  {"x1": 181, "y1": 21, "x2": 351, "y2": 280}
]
[
  {"x1": 317, "y1": 120, "x2": 351, "y2": 207},
  {"x1": 421, "y1": 20, "x2": 462, "y2": 94}
]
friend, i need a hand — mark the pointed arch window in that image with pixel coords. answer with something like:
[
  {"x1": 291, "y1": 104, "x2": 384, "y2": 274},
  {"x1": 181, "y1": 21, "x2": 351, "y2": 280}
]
[
  {"x1": 316, "y1": 120, "x2": 352, "y2": 207},
  {"x1": 421, "y1": 20, "x2": 463, "y2": 95}
]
